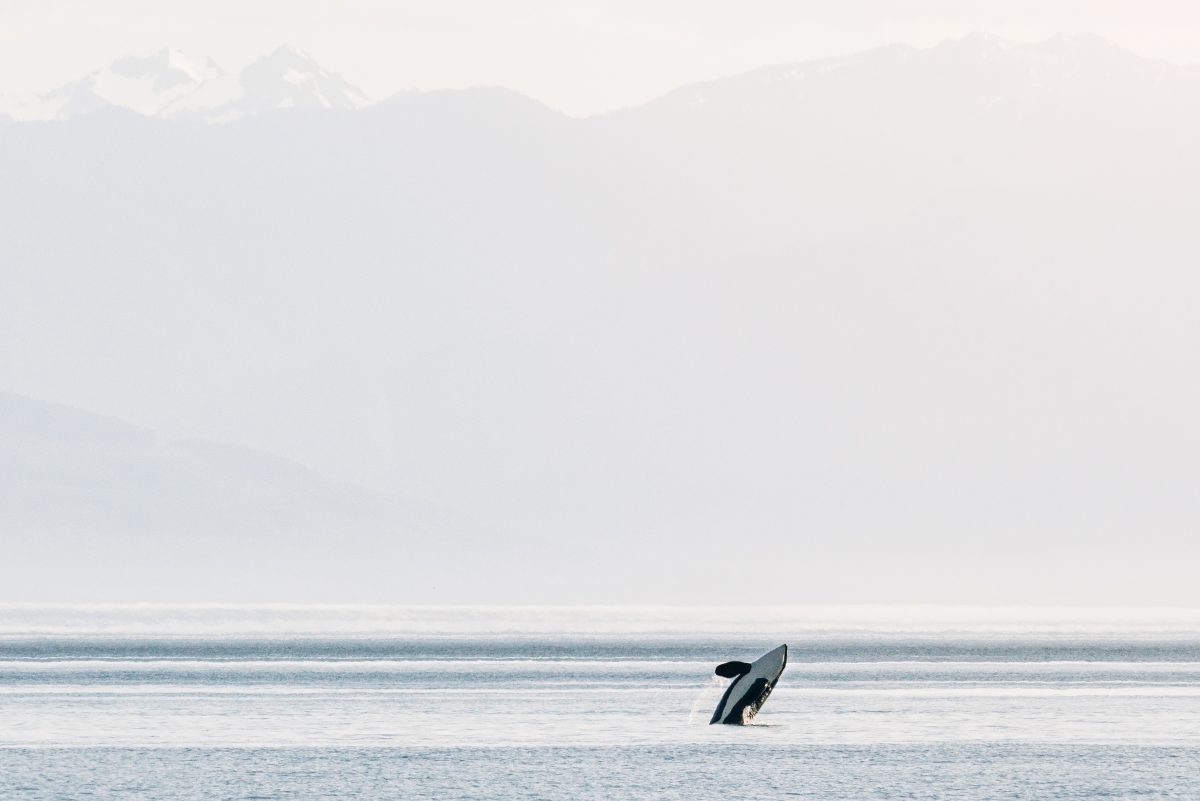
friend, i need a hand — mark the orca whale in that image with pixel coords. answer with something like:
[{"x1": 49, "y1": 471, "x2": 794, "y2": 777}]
[{"x1": 709, "y1": 644, "x2": 787, "y2": 725}]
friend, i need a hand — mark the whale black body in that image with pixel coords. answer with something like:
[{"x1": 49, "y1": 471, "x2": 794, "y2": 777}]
[{"x1": 709, "y1": 644, "x2": 787, "y2": 725}]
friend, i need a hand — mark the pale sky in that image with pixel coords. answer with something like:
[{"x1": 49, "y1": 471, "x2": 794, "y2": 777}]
[{"x1": 4, "y1": 1, "x2": 1200, "y2": 115}]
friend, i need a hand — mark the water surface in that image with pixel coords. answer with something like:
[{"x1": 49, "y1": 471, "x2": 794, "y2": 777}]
[{"x1": 2, "y1": 606, "x2": 1198, "y2": 799}]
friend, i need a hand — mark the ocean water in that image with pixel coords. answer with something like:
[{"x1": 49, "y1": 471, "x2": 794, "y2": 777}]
[{"x1": 2, "y1": 606, "x2": 1200, "y2": 799}]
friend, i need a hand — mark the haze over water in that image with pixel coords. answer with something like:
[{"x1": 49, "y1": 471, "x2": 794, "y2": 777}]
[{"x1": 2, "y1": 606, "x2": 1198, "y2": 799}]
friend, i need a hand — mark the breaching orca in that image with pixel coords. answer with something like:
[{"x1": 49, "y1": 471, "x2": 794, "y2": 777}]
[{"x1": 709, "y1": 644, "x2": 787, "y2": 725}]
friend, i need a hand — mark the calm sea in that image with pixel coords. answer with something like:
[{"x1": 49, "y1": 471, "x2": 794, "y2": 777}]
[{"x1": 2, "y1": 606, "x2": 1199, "y2": 799}]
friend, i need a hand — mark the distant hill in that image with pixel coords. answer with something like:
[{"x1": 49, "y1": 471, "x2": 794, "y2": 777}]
[{"x1": 0, "y1": 393, "x2": 545, "y2": 602}]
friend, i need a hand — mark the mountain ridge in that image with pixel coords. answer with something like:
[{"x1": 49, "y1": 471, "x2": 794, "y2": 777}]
[
  {"x1": 1, "y1": 33, "x2": 1191, "y2": 123},
  {"x1": 630, "y1": 32, "x2": 1196, "y2": 118},
  {"x1": 0, "y1": 44, "x2": 368, "y2": 123}
]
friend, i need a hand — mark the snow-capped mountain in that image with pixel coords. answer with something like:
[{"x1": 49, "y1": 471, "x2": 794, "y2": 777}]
[
  {"x1": 0, "y1": 45, "x2": 368, "y2": 123},
  {"x1": 0, "y1": 48, "x2": 223, "y2": 121},
  {"x1": 161, "y1": 45, "x2": 370, "y2": 122}
]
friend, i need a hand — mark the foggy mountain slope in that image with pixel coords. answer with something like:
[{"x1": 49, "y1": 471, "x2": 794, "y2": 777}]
[
  {"x1": 3, "y1": 34, "x2": 1200, "y2": 601},
  {"x1": 598, "y1": 33, "x2": 1200, "y2": 237},
  {"x1": 0, "y1": 393, "x2": 534, "y2": 601}
]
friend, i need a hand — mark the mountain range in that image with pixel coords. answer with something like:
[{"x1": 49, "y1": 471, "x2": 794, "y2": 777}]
[
  {"x1": 3, "y1": 33, "x2": 1200, "y2": 602},
  {"x1": 0, "y1": 45, "x2": 368, "y2": 122},
  {"x1": 6, "y1": 33, "x2": 1197, "y2": 123}
]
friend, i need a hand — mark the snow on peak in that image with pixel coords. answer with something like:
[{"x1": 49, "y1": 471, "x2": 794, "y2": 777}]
[
  {"x1": 245, "y1": 45, "x2": 369, "y2": 109},
  {"x1": 257, "y1": 44, "x2": 323, "y2": 71},
  {"x1": 0, "y1": 45, "x2": 369, "y2": 123},
  {"x1": 0, "y1": 48, "x2": 224, "y2": 121},
  {"x1": 109, "y1": 48, "x2": 223, "y2": 88},
  {"x1": 160, "y1": 44, "x2": 370, "y2": 122}
]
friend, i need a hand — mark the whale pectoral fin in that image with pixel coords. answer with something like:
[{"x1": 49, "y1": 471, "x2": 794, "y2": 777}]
[{"x1": 714, "y1": 660, "x2": 752, "y2": 679}]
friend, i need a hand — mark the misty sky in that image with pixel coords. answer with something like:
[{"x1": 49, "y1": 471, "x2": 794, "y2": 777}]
[{"x1": 4, "y1": 1, "x2": 1200, "y2": 114}]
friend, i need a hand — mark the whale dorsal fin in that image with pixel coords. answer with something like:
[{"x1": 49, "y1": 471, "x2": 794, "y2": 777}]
[{"x1": 714, "y1": 660, "x2": 752, "y2": 679}]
